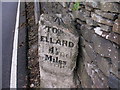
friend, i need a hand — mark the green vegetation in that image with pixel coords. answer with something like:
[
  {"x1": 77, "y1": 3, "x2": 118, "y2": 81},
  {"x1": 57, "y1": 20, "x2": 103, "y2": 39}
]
[{"x1": 72, "y1": 2, "x2": 80, "y2": 11}]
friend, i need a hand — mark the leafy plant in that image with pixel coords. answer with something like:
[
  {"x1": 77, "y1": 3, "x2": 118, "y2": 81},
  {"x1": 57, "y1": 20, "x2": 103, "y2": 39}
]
[{"x1": 72, "y1": 2, "x2": 80, "y2": 11}]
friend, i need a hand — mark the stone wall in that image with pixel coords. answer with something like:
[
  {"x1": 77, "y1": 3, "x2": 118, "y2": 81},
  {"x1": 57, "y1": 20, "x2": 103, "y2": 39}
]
[{"x1": 40, "y1": 1, "x2": 120, "y2": 88}]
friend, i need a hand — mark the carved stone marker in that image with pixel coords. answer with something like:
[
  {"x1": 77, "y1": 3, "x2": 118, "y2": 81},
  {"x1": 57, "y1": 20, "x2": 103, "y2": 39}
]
[{"x1": 38, "y1": 14, "x2": 79, "y2": 88}]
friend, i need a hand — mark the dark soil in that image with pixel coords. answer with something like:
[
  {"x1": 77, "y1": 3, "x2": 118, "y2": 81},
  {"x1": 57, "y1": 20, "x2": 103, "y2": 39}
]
[{"x1": 25, "y1": 2, "x2": 40, "y2": 88}]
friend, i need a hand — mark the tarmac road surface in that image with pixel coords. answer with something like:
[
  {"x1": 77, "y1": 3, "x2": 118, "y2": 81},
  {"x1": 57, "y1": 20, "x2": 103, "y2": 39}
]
[{"x1": 2, "y1": 2, "x2": 18, "y2": 88}]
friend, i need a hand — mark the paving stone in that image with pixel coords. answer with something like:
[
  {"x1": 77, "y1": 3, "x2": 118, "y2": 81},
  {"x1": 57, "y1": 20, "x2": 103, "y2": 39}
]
[
  {"x1": 91, "y1": 12, "x2": 114, "y2": 26},
  {"x1": 113, "y1": 19, "x2": 120, "y2": 34},
  {"x1": 95, "y1": 10, "x2": 117, "y2": 20},
  {"x1": 101, "y1": 2, "x2": 120, "y2": 13}
]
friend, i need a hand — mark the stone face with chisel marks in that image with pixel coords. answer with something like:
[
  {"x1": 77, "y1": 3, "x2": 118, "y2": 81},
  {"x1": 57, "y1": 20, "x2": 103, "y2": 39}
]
[
  {"x1": 101, "y1": 2, "x2": 120, "y2": 13},
  {"x1": 38, "y1": 14, "x2": 79, "y2": 88}
]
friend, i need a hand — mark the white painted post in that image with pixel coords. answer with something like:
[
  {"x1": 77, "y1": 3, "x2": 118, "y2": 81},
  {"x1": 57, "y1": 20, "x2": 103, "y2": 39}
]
[{"x1": 34, "y1": 0, "x2": 40, "y2": 24}]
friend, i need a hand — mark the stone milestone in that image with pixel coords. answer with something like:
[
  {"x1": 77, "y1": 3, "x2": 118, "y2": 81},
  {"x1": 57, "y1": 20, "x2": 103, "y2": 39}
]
[{"x1": 38, "y1": 14, "x2": 79, "y2": 88}]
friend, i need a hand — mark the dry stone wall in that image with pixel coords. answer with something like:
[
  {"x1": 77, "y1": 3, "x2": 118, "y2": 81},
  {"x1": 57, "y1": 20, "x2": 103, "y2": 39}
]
[
  {"x1": 74, "y1": 2, "x2": 120, "y2": 88},
  {"x1": 39, "y1": 1, "x2": 120, "y2": 88}
]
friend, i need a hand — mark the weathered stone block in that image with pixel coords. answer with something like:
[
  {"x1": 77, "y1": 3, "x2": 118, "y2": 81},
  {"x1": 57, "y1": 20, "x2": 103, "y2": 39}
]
[
  {"x1": 110, "y1": 64, "x2": 119, "y2": 79},
  {"x1": 118, "y1": 14, "x2": 120, "y2": 20},
  {"x1": 101, "y1": 2, "x2": 120, "y2": 13},
  {"x1": 79, "y1": 36, "x2": 85, "y2": 47},
  {"x1": 41, "y1": 2, "x2": 68, "y2": 14},
  {"x1": 92, "y1": 34, "x2": 119, "y2": 61},
  {"x1": 91, "y1": 12, "x2": 114, "y2": 26},
  {"x1": 95, "y1": 68, "x2": 109, "y2": 88},
  {"x1": 94, "y1": 27, "x2": 120, "y2": 45},
  {"x1": 108, "y1": 74, "x2": 120, "y2": 88},
  {"x1": 85, "y1": 5, "x2": 94, "y2": 11},
  {"x1": 82, "y1": 47, "x2": 93, "y2": 63},
  {"x1": 84, "y1": 41, "x2": 97, "y2": 62},
  {"x1": 85, "y1": 10, "x2": 91, "y2": 17},
  {"x1": 92, "y1": 34, "x2": 119, "y2": 78},
  {"x1": 40, "y1": 68, "x2": 75, "y2": 88},
  {"x1": 77, "y1": 51, "x2": 84, "y2": 79},
  {"x1": 73, "y1": 9, "x2": 86, "y2": 21},
  {"x1": 80, "y1": 67, "x2": 93, "y2": 88},
  {"x1": 95, "y1": 10, "x2": 117, "y2": 20},
  {"x1": 92, "y1": 74, "x2": 105, "y2": 88},
  {"x1": 62, "y1": 13, "x2": 74, "y2": 25},
  {"x1": 76, "y1": 19, "x2": 86, "y2": 26},
  {"x1": 68, "y1": 3, "x2": 74, "y2": 11},
  {"x1": 85, "y1": 62, "x2": 109, "y2": 88},
  {"x1": 79, "y1": 9, "x2": 87, "y2": 21},
  {"x1": 86, "y1": 17, "x2": 98, "y2": 26},
  {"x1": 96, "y1": 54, "x2": 110, "y2": 76},
  {"x1": 113, "y1": 19, "x2": 120, "y2": 34},
  {"x1": 59, "y1": 2, "x2": 68, "y2": 8},
  {"x1": 38, "y1": 14, "x2": 79, "y2": 88},
  {"x1": 98, "y1": 23, "x2": 112, "y2": 32},
  {"x1": 106, "y1": 32, "x2": 120, "y2": 46},
  {"x1": 85, "y1": 1, "x2": 101, "y2": 9},
  {"x1": 80, "y1": 25, "x2": 94, "y2": 43},
  {"x1": 81, "y1": 49, "x2": 108, "y2": 88}
]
